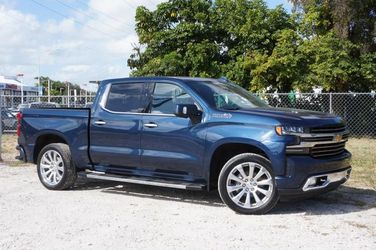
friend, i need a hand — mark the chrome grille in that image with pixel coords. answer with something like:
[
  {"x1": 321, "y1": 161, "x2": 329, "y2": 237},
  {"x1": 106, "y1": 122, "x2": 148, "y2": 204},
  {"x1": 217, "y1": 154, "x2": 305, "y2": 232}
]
[
  {"x1": 310, "y1": 124, "x2": 346, "y2": 134},
  {"x1": 342, "y1": 133, "x2": 349, "y2": 140},
  {"x1": 311, "y1": 142, "x2": 346, "y2": 158},
  {"x1": 301, "y1": 136, "x2": 333, "y2": 142}
]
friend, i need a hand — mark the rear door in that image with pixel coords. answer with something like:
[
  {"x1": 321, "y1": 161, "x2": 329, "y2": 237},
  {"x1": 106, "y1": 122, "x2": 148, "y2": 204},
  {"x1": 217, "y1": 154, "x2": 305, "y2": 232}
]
[
  {"x1": 140, "y1": 82, "x2": 206, "y2": 179},
  {"x1": 89, "y1": 82, "x2": 149, "y2": 171}
]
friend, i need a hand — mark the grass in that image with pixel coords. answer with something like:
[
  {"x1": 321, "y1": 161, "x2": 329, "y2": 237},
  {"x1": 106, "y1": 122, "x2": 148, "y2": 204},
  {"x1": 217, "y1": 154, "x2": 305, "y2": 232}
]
[
  {"x1": 0, "y1": 134, "x2": 31, "y2": 167},
  {"x1": 346, "y1": 138, "x2": 376, "y2": 189},
  {"x1": 1, "y1": 134, "x2": 375, "y2": 189}
]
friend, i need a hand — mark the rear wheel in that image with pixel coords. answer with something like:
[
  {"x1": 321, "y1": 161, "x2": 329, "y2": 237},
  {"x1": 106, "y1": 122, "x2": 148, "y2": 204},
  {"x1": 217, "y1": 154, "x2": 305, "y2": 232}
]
[
  {"x1": 37, "y1": 143, "x2": 77, "y2": 190},
  {"x1": 218, "y1": 153, "x2": 279, "y2": 214}
]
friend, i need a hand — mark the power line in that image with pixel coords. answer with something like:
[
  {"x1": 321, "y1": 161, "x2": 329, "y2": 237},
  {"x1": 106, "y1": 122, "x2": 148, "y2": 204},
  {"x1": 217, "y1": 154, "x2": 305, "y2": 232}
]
[
  {"x1": 29, "y1": 0, "x2": 122, "y2": 39},
  {"x1": 76, "y1": 0, "x2": 135, "y2": 27},
  {"x1": 54, "y1": 0, "x2": 133, "y2": 32},
  {"x1": 120, "y1": 0, "x2": 138, "y2": 10}
]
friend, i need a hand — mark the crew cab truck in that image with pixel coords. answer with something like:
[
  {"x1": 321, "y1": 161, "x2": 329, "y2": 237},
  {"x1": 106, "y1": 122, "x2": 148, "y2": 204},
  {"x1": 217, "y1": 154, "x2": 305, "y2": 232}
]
[{"x1": 16, "y1": 77, "x2": 351, "y2": 214}]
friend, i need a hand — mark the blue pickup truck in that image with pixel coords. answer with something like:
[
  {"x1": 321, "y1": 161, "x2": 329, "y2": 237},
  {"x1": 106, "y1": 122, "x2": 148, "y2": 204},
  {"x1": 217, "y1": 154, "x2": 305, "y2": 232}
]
[{"x1": 16, "y1": 77, "x2": 351, "y2": 214}]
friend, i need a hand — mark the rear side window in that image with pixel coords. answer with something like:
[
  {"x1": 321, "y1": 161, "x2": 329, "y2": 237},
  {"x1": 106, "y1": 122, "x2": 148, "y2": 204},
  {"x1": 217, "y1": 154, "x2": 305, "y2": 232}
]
[{"x1": 105, "y1": 83, "x2": 145, "y2": 113}]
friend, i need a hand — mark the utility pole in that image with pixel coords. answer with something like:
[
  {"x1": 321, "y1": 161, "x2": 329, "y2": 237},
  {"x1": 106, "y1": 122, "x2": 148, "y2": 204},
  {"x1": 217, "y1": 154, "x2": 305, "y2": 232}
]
[
  {"x1": 83, "y1": 83, "x2": 88, "y2": 105},
  {"x1": 48, "y1": 78, "x2": 51, "y2": 103},
  {"x1": 66, "y1": 81, "x2": 70, "y2": 108},
  {"x1": 34, "y1": 76, "x2": 42, "y2": 102},
  {"x1": 17, "y1": 73, "x2": 24, "y2": 104}
]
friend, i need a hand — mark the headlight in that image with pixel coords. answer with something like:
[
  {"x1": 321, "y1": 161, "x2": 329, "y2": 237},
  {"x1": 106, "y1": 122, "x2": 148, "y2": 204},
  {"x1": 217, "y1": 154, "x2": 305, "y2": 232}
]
[{"x1": 275, "y1": 126, "x2": 305, "y2": 135}]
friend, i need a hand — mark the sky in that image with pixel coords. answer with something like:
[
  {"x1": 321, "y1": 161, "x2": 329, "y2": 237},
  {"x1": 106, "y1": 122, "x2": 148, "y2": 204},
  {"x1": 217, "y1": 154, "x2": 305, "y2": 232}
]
[{"x1": 0, "y1": 0, "x2": 291, "y2": 91}]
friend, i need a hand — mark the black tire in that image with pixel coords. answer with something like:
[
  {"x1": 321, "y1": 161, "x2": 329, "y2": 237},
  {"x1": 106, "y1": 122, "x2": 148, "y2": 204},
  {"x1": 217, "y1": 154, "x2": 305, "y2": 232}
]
[
  {"x1": 37, "y1": 143, "x2": 77, "y2": 190},
  {"x1": 218, "y1": 153, "x2": 279, "y2": 214}
]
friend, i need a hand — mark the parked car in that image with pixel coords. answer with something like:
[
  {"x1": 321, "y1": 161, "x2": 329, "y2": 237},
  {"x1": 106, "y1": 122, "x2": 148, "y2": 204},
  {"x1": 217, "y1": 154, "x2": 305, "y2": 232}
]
[
  {"x1": 1, "y1": 108, "x2": 17, "y2": 132},
  {"x1": 28, "y1": 102, "x2": 60, "y2": 109},
  {"x1": 84, "y1": 102, "x2": 93, "y2": 108},
  {"x1": 17, "y1": 103, "x2": 30, "y2": 110},
  {"x1": 15, "y1": 77, "x2": 351, "y2": 214},
  {"x1": 10, "y1": 102, "x2": 61, "y2": 115}
]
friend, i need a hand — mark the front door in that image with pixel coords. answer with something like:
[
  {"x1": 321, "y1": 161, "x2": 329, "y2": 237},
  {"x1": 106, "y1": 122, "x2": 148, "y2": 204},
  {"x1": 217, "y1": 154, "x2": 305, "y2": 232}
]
[{"x1": 140, "y1": 82, "x2": 206, "y2": 179}]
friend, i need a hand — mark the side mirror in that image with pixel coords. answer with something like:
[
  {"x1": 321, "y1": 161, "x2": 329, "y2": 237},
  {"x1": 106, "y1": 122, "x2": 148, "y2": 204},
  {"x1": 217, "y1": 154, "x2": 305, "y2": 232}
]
[{"x1": 175, "y1": 104, "x2": 202, "y2": 118}]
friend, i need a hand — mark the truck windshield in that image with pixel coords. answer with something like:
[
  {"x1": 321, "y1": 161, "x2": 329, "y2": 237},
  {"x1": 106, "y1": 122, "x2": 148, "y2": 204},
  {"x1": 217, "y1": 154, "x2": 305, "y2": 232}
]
[{"x1": 188, "y1": 80, "x2": 269, "y2": 110}]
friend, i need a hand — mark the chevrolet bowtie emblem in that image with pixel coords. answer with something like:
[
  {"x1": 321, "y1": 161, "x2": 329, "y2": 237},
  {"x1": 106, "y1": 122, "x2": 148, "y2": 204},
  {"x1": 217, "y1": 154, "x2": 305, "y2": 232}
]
[{"x1": 335, "y1": 134, "x2": 342, "y2": 142}]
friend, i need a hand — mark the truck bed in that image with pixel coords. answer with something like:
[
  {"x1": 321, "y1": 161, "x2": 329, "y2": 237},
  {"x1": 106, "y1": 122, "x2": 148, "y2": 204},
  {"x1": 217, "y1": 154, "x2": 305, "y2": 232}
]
[{"x1": 19, "y1": 108, "x2": 91, "y2": 167}]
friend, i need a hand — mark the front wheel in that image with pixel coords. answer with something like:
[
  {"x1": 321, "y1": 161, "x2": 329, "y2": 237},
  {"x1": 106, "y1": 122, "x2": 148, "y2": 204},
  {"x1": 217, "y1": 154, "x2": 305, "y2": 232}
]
[
  {"x1": 37, "y1": 143, "x2": 77, "y2": 190},
  {"x1": 218, "y1": 153, "x2": 279, "y2": 214}
]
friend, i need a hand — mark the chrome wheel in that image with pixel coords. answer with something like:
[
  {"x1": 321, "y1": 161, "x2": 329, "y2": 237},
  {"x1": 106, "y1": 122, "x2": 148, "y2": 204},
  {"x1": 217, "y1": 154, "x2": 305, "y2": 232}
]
[
  {"x1": 39, "y1": 150, "x2": 64, "y2": 186},
  {"x1": 226, "y1": 162, "x2": 273, "y2": 209}
]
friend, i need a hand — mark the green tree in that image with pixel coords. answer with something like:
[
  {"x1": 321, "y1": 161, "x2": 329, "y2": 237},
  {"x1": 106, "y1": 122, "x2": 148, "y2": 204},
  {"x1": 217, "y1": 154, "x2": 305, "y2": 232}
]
[
  {"x1": 289, "y1": 0, "x2": 376, "y2": 52},
  {"x1": 128, "y1": 0, "x2": 292, "y2": 90},
  {"x1": 128, "y1": 0, "x2": 216, "y2": 76},
  {"x1": 298, "y1": 32, "x2": 358, "y2": 92},
  {"x1": 128, "y1": 0, "x2": 376, "y2": 92},
  {"x1": 247, "y1": 29, "x2": 305, "y2": 92},
  {"x1": 37, "y1": 77, "x2": 83, "y2": 96}
]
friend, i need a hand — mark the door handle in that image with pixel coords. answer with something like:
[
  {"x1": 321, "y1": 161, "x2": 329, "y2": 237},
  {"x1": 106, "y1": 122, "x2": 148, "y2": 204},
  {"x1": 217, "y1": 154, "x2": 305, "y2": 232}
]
[
  {"x1": 144, "y1": 123, "x2": 158, "y2": 128},
  {"x1": 94, "y1": 120, "x2": 106, "y2": 125}
]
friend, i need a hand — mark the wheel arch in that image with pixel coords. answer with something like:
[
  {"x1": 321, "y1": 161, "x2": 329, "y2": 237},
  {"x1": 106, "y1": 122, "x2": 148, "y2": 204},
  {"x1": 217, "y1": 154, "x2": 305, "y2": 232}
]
[
  {"x1": 206, "y1": 139, "x2": 272, "y2": 190},
  {"x1": 33, "y1": 131, "x2": 69, "y2": 164}
]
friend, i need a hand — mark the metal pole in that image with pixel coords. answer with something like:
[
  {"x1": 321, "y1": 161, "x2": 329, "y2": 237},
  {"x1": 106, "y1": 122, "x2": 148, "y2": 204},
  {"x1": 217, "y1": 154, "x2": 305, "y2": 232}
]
[
  {"x1": 83, "y1": 83, "x2": 88, "y2": 105},
  {"x1": 329, "y1": 93, "x2": 333, "y2": 113},
  {"x1": 38, "y1": 75, "x2": 41, "y2": 102},
  {"x1": 48, "y1": 79, "x2": 51, "y2": 103},
  {"x1": 20, "y1": 76, "x2": 24, "y2": 104},
  {"x1": 67, "y1": 82, "x2": 70, "y2": 108}
]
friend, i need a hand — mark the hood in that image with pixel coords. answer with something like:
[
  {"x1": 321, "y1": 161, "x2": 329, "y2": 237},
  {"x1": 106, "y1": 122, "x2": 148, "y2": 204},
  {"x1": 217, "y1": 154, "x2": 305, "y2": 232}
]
[{"x1": 232, "y1": 107, "x2": 343, "y2": 127}]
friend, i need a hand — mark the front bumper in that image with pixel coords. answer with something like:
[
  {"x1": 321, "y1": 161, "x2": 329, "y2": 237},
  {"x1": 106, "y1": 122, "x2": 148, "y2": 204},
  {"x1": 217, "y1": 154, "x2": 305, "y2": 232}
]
[
  {"x1": 278, "y1": 167, "x2": 351, "y2": 200},
  {"x1": 302, "y1": 168, "x2": 350, "y2": 191},
  {"x1": 276, "y1": 150, "x2": 351, "y2": 198}
]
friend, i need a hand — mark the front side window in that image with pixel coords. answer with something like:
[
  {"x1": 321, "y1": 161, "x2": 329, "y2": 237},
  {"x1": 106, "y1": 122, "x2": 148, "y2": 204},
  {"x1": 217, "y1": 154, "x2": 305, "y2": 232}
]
[
  {"x1": 151, "y1": 83, "x2": 195, "y2": 114},
  {"x1": 188, "y1": 80, "x2": 269, "y2": 110},
  {"x1": 105, "y1": 83, "x2": 145, "y2": 113}
]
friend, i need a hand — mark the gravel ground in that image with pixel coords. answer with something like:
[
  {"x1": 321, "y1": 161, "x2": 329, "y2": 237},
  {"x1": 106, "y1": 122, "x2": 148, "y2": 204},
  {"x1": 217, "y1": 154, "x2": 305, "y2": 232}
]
[{"x1": 0, "y1": 164, "x2": 375, "y2": 250}]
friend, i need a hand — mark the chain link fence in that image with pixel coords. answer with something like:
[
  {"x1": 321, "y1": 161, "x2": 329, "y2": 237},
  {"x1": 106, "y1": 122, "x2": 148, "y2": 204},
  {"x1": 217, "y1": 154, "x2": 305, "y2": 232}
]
[{"x1": 0, "y1": 95, "x2": 96, "y2": 132}]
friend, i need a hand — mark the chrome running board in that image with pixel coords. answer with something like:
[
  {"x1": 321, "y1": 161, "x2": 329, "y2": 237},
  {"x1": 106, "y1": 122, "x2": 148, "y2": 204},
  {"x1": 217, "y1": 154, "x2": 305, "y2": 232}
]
[{"x1": 79, "y1": 171, "x2": 206, "y2": 191}]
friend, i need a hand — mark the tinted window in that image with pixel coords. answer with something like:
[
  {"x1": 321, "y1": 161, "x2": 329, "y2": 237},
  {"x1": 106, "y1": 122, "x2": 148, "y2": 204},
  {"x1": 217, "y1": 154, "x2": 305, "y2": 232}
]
[
  {"x1": 151, "y1": 83, "x2": 195, "y2": 114},
  {"x1": 105, "y1": 83, "x2": 145, "y2": 113}
]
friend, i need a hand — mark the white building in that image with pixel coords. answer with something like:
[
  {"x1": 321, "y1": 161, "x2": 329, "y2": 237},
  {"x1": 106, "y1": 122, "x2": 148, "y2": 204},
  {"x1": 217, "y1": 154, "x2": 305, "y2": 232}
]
[
  {"x1": 0, "y1": 75, "x2": 40, "y2": 96},
  {"x1": 0, "y1": 75, "x2": 40, "y2": 108}
]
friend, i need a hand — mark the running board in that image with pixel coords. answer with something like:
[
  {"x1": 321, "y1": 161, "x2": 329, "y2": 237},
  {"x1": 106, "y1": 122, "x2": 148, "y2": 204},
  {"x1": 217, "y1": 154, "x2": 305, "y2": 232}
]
[{"x1": 79, "y1": 171, "x2": 206, "y2": 191}]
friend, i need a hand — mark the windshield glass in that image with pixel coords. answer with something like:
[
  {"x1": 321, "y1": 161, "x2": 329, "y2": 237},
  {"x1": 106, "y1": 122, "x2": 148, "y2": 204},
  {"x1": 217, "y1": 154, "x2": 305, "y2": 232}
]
[{"x1": 188, "y1": 80, "x2": 268, "y2": 110}]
